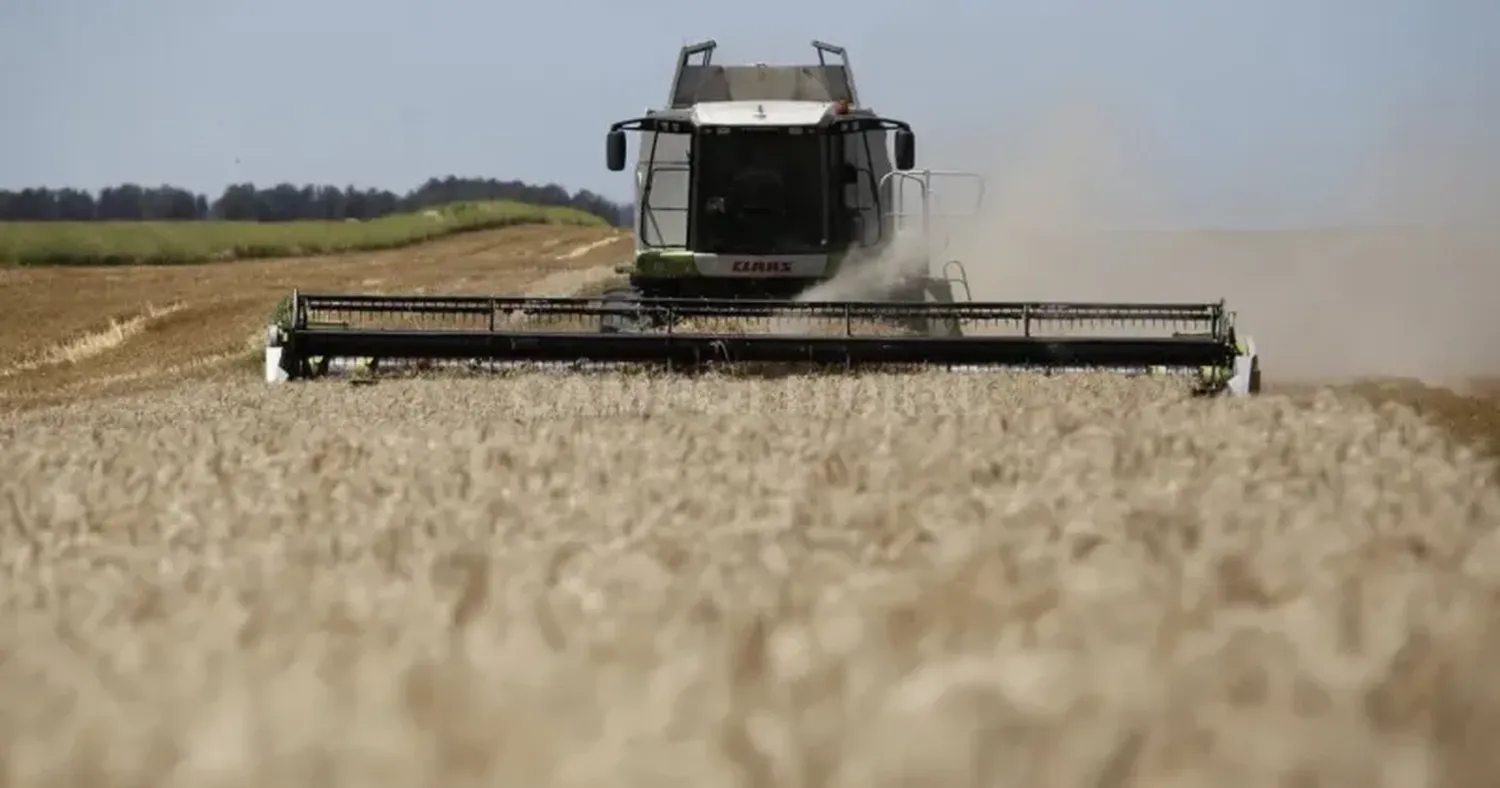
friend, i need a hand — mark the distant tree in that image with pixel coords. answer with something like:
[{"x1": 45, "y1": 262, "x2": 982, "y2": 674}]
[
  {"x1": 55, "y1": 188, "x2": 96, "y2": 220},
  {"x1": 0, "y1": 177, "x2": 631, "y2": 227},
  {"x1": 7, "y1": 188, "x2": 60, "y2": 220}
]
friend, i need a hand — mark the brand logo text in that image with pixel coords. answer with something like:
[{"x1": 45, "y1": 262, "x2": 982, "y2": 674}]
[{"x1": 730, "y1": 260, "x2": 795, "y2": 273}]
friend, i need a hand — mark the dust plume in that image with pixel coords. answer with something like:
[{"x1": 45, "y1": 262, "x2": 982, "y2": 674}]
[
  {"x1": 776, "y1": 216, "x2": 929, "y2": 336},
  {"x1": 944, "y1": 97, "x2": 1500, "y2": 386},
  {"x1": 808, "y1": 93, "x2": 1500, "y2": 387},
  {"x1": 793, "y1": 234, "x2": 927, "y2": 303}
]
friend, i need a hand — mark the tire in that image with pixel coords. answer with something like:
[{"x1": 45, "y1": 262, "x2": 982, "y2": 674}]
[
  {"x1": 921, "y1": 278, "x2": 964, "y2": 338},
  {"x1": 598, "y1": 286, "x2": 644, "y2": 334},
  {"x1": 889, "y1": 284, "x2": 928, "y2": 336}
]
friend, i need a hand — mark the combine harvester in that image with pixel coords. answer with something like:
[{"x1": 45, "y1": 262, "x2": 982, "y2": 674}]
[{"x1": 264, "y1": 39, "x2": 1261, "y2": 395}]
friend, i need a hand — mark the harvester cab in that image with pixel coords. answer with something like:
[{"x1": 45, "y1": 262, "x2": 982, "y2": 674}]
[
  {"x1": 602, "y1": 39, "x2": 984, "y2": 321},
  {"x1": 263, "y1": 39, "x2": 1261, "y2": 396}
]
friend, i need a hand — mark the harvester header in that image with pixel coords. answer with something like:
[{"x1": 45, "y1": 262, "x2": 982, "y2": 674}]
[{"x1": 266, "y1": 290, "x2": 1258, "y2": 394}]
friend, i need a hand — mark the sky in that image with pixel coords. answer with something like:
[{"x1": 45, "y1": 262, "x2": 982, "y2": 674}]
[{"x1": 2, "y1": 0, "x2": 1497, "y2": 228}]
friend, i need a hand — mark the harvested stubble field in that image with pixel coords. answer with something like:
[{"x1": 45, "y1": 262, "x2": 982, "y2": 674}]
[
  {"x1": 3, "y1": 227, "x2": 1500, "y2": 787},
  {"x1": 0, "y1": 225, "x2": 630, "y2": 410}
]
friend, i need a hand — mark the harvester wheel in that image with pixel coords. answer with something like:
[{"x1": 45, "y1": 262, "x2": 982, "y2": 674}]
[
  {"x1": 884, "y1": 275, "x2": 963, "y2": 337},
  {"x1": 920, "y1": 278, "x2": 964, "y2": 338},
  {"x1": 598, "y1": 286, "x2": 646, "y2": 334}
]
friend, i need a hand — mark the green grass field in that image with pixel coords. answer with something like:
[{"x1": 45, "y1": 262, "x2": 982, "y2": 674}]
[{"x1": 0, "y1": 201, "x2": 609, "y2": 266}]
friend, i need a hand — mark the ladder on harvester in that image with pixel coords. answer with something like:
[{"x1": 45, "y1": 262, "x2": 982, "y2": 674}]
[{"x1": 880, "y1": 168, "x2": 987, "y2": 301}]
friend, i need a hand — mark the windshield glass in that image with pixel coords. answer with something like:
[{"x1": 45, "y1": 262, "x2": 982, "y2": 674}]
[{"x1": 693, "y1": 130, "x2": 826, "y2": 255}]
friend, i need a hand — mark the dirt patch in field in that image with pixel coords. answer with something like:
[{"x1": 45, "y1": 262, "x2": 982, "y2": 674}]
[
  {"x1": 521, "y1": 264, "x2": 624, "y2": 297},
  {"x1": 0, "y1": 226, "x2": 629, "y2": 410}
]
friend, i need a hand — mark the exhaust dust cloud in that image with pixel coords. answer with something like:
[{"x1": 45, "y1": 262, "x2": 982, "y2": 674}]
[{"x1": 804, "y1": 94, "x2": 1500, "y2": 388}]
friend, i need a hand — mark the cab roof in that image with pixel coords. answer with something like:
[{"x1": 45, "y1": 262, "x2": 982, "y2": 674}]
[{"x1": 689, "y1": 100, "x2": 839, "y2": 128}]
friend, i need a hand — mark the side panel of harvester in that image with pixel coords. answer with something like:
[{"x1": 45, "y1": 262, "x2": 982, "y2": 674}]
[
  {"x1": 841, "y1": 123, "x2": 896, "y2": 250},
  {"x1": 634, "y1": 126, "x2": 690, "y2": 250}
]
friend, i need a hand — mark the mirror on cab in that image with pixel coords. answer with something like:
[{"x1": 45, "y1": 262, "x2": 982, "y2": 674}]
[
  {"x1": 894, "y1": 129, "x2": 916, "y2": 171},
  {"x1": 607, "y1": 130, "x2": 627, "y2": 172}
]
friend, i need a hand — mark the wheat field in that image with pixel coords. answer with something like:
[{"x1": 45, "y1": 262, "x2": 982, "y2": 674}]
[{"x1": 3, "y1": 369, "x2": 1499, "y2": 788}]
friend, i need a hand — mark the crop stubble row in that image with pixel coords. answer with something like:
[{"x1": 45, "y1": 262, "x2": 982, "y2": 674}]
[{"x1": 2, "y1": 372, "x2": 1498, "y2": 787}]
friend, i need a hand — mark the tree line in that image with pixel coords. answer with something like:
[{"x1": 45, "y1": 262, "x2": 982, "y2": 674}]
[{"x1": 0, "y1": 177, "x2": 633, "y2": 227}]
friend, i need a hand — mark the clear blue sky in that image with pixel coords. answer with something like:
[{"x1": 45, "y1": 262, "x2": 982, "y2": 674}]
[{"x1": 3, "y1": 0, "x2": 1496, "y2": 228}]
